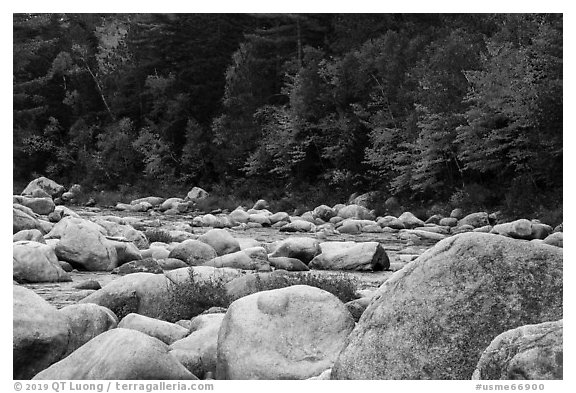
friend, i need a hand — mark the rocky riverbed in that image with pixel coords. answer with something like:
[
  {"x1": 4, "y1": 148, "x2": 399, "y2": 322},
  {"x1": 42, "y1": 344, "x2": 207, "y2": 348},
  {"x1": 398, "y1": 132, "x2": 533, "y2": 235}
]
[{"x1": 13, "y1": 177, "x2": 563, "y2": 380}]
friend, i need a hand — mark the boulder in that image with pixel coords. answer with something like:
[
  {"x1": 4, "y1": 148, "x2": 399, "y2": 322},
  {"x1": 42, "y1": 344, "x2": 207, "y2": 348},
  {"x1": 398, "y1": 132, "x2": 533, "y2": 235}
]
[
  {"x1": 313, "y1": 205, "x2": 336, "y2": 221},
  {"x1": 141, "y1": 246, "x2": 170, "y2": 260},
  {"x1": 337, "y1": 221, "x2": 361, "y2": 234},
  {"x1": 279, "y1": 220, "x2": 315, "y2": 232},
  {"x1": 252, "y1": 199, "x2": 269, "y2": 210},
  {"x1": 73, "y1": 280, "x2": 101, "y2": 290},
  {"x1": 54, "y1": 219, "x2": 119, "y2": 271},
  {"x1": 169, "y1": 239, "x2": 218, "y2": 266},
  {"x1": 450, "y1": 208, "x2": 465, "y2": 219},
  {"x1": 13, "y1": 195, "x2": 55, "y2": 215},
  {"x1": 331, "y1": 232, "x2": 563, "y2": 380},
  {"x1": 268, "y1": 237, "x2": 320, "y2": 264},
  {"x1": 112, "y1": 258, "x2": 163, "y2": 275},
  {"x1": 268, "y1": 257, "x2": 310, "y2": 271},
  {"x1": 337, "y1": 204, "x2": 374, "y2": 220},
  {"x1": 216, "y1": 285, "x2": 355, "y2": 379},
  {"x1": 269, "y1": 211, "x2": 290, "y2": 224},
  {"x1": 13, "y1": 241, "x2": 71, "y2": 283},
  {"x1": 492, "y1": 219, "x2": 553, "y2": 240},
  {"x1": 160, "y1": 197, "x2": 185, "y2": 212},
  {"x1": 543, "y1": 232, "x2": 563, "y2": 248},
  {"x1": 377, "y1": 215, "x2": 405, "y2": 230},
  {"x1": 13, "y1": 286, "x2": 70, "y2": 379},
  {"x1": 204, "y1": 250, "x2": 270, "y2": 270},
  {"x1": 398, "y1": 211, "x2": 425, "y2": 229},
  {"x1": 229, "y1": 208, "x2": 250, "y2": 224},
  {"x1": 309, "y1": 241, "x2": 389, "y2": 271},
  {"x1": 439, "y1": 217, "x2": 458, "y2": 227},
  {"x1": 185, "y1": 187, "x2": 209, "y2": 201},
  {"x1": 22, "y1": 176, "x2": 65, "y2": 198},
  {"x1": 13, "y1": 229, "x2": 45, "y2": 243},
  {"x1": 13, "y1": 207, "x2": 44, "y2": 234},
  {"x1": 54, "y1": 205, "x2": 81, "y2": 219},
  {"x1": 108, "y1": 238, "x2": 142, "y2": 264},
  {"x1": 118, "y1": 313, "x2": 189, "y2": 345},
  {"x1": 170, "y1": 313, "x2": 225, "y2": 378},
  {"x1": 425, "y1": 214, "x2": 443, "y2": 225},
  {"x1": 58, "y1": 304, "x2": 118, "y2": 356},
  {"x1": 472, "y1": 320, "x2": 563, "y2": 380},
  {"x1": 198, "y1": 229, "x2": 241, "y2": 256},
  {"x1": 248, "y1": 213, "x2": 271, "y2": 226},
  {"x1": 32, "y1": 328, "x2": 197, "y2": 380},
  {"x1": 458, "y1": 212, "x2": 490, "y2": 228}
]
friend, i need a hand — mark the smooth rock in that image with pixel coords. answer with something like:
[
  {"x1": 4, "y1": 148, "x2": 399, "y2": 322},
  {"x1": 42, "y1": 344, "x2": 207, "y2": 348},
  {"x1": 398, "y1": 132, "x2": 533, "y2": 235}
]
[
  {"x1": 332, "y1": 232, "x2": 563, "y2": 380},
  {"x1": 216, "y1": 285, "x2": 355, "y2": 379}
]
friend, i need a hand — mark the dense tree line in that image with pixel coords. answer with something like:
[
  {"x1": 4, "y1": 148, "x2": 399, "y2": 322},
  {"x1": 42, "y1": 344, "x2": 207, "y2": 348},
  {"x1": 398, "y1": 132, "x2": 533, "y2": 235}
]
[{"x1": 13, "y1": 13, "x2": 562, "y2": 215}]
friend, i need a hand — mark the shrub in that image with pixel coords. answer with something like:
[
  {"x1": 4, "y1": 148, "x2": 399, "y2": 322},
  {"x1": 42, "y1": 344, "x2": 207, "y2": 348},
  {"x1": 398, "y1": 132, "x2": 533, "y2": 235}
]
[
  {"x1": 144, "y1": 229, "x2": 173, "y2": 244},
  {"x1": 162, "y1": 268, "x2": 231, "y2": 322}
]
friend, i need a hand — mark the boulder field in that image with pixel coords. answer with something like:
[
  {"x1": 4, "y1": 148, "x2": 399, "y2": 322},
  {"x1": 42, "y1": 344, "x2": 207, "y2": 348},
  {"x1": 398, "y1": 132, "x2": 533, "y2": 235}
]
[{"x1": 12, "y1": 177, "x2": 563, "y2": 380}]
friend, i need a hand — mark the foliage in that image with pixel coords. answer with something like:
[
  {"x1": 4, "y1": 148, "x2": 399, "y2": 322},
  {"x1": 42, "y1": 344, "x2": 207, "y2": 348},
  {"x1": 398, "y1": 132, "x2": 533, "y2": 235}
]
[
  {"x1": 13, "y1": 13, "x2": 562, "y2": 219},
  {"x1": 144, "y1": 229, "x2": 173, "y2": 244}
]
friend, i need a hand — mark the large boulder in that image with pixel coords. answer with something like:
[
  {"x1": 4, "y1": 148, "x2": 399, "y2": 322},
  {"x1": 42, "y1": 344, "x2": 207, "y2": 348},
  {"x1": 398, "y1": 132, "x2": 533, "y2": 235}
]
[
  {"x1": 337, "y1": 204, "x2": 374, "y2": 220},
  {"x1": 268, "y1": 237, "x2": 320, "y2": 264},
  {"x1": 13, "y1": 195, "x2": 55, "y2": 215},
  {"x1": 53, "y1": 219, "x2": 119, "y2": 271},
  {"x1": 198, "y1": 229, "x2": 241, "y2": 256},
  {"x1": 118, "y1": 313, "x2": 189, "y2": 345},
  {"x1": 169, "y1": 239, "x2": 218, "y2": 266},
  {"x1": 472, "y1": 320, "x2": 563, "y2": 380},
  {"x1": 13, "y1": 286, "x2": 70, "y2": 379},
  {"x1": 21, "y1": 176, "x2": 64, "y2": 198},
  {"x1": 13, "y1": 241, "x2": 71, "y2": 283},
  {"x1": 332, "y1": 232, "x2": 563, "y2": 380},
  {"x1": 309, "y1": 241, "x2": 389, "y2": 271},
  {"x1": 170, "y1": 313, "x2": 225, "y2": 378},
  {"x1": 216, "y1": 285, "x2": 355, "y2": 379},
  {"x1": 32, "y1": 328, "x2": 197, "y2": 380},
  {"x1": 58, "y1": 304, "x2": 118, "y2": 356}
]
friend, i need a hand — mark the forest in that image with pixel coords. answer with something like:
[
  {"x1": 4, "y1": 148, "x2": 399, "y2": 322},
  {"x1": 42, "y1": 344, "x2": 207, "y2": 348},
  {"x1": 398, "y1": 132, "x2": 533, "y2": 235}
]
[{"x1": 13, "y1": 13, "x2": 563, "y2": 220}]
